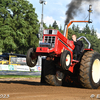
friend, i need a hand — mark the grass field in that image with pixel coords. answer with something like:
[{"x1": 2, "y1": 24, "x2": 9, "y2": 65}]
[{"x1": 0, "y1": 75, "x2": 41, "y2": 78}]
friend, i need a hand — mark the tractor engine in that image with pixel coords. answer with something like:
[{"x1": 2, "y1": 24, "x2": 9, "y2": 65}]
[{"x1": 36, "y1": 29, "x2": 75, "y2": 59}]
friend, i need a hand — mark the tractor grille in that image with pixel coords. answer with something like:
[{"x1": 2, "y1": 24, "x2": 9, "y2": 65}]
[{"x1": 44, "y1": 36, "x2": 55, "y2": 48}]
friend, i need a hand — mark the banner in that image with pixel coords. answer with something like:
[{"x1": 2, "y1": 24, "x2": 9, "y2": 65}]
[
  {"x1": 1, "y1": 65, "x2": 9, "y2": 70},
  {"x1": 30, "y1": 65, "x2": 41, "y2": 72},
  {"x1": 0, "y1": 64, "x2": 41, "y2": 72},
  {"x1": 8, "y1": 65, "x2": 14, "y2": 70},
  {"x1": 0, "y1": 65, "x2": 29, "y2": 71},
  {"x1": 10, "y1": 57, "x2": 26, "y2": 65},
  {"x1": 16, "y1": 65, "x2": 30, "y2": 71}
]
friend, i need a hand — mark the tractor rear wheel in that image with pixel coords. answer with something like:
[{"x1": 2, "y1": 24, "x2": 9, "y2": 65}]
[
  {"x1": 44, "y1": 60, "x2": 64, "y2": 86},
  {"x1": 80, "y1": 51, "x2": 100, "y2": 89},
  {"x1": 26, "y1": 48, "x2": 38, "y2": 67}
]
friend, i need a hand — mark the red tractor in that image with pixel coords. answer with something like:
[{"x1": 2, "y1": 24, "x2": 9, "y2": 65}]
[{"x1": 26, "y1": 21, "x2": 100, "y2": 89}]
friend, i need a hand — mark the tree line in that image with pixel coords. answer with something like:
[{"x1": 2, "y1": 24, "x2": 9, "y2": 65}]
[
  {"x1": 0, "y1": 0, "x2": 100, "y2": 54},
  {"x1": 0, "y1": 0, "x2": 39, "y2": 54}
]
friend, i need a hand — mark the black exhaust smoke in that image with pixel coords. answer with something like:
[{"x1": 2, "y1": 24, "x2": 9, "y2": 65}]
[{"x1": 65, "y1": 0, "x2": 98, "y2": 25}]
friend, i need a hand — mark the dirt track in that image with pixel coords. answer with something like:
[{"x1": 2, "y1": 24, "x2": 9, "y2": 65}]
[{"x1": 0, "y1": 78, "x2": 100, "y2": 100}]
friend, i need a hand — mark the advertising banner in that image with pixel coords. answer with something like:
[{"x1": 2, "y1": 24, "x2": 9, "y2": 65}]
[
  {"x1": 16, "y1": 65, "x2": 30, "y2": 71},
  {"x1": 30, "y1": 65, "x2": 41, "y2": 72},
  {"x1": 8, "y1": 65, "x2": 14, "y2": 70},
  {"x1": 0, "y1": 65, "x2": 9, "y2": 70},
  {"x1": 0, "y1": 65, "x2": 41, "y2": 72},
  {"x1": 10, "y1": 57, "x2": 26, "y2": 65}
]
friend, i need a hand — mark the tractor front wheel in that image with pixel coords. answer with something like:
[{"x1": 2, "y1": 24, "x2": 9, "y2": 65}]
[
  {"x1": 60, "y1": 50, "x2": 71, "y2": 70},
  {"x1": 26, "y1": 48, "x2": 38, "y2": 67},
  {"x1": 80, "y1": 51, "x2": 100, "y2": 89}
]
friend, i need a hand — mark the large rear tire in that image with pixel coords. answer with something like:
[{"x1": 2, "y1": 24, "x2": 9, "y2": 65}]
[
  {"x1": 44, "y1": 60, "x2": 64, "y2": 86},
  {"x1": 80, "y1": 51, "x2": 100, "y2": 89},
  {"x1": 26, "y1": 48, "x2": 38, "y2": 67}
]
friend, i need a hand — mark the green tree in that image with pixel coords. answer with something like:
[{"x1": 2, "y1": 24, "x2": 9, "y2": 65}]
[
  {"x1": 43, "y1": 23, "x2": 48, "y2": 29},
  {"x1": 74, "y1": 25, "x2": 79, "y2": 33},
  {"x1": 48, "y1": 24, "x2": 54, "y2": 29},
  {"x1": 59, "y1": 25, "x2": 64, "y2": 34},
  {"x1": 91, "y1": 25, "x2": 97, "y2": 37},
  {"x1": 52, "y1": 20, "x2": 59, "y2": 30},
  {"x1": 0, "y1": 0, "x2": 39, "y2": 54},
  {"x1": 68, "y1": 28, "x2": 75, "y2": 40},
  {"x1": 72, "y1": 24, "x2": 75, "y2": 31},
  {"x1": 83, "y1": 24, "x2": 91, "y2": 34},
  {"x1": 72, "y1": 24, "x2": 79, "y2": 33}
]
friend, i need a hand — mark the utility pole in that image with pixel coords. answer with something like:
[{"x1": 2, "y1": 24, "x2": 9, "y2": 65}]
[{"x1": 39, "y1": 0, "x2": 47, "y2": 40}]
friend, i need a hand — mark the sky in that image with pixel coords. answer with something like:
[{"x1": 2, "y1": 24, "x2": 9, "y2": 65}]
[{"x1": 27, "y1": 0, "x2": 100, "y2": 38}]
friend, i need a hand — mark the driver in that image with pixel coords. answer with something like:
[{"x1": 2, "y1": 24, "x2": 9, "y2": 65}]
[{"x1": 72, "y1": 34, "x2": 83, "y2": 60}]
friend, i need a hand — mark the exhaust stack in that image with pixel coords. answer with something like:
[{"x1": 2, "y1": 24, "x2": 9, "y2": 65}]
[
  {"x1": 64, "y1": 5, "x2": 93, "y2": 39},
  {"x1": 63, "y1": 25, "x2": 67, "y2": 37},
  {"x1": 64, "y1": 21, "x2": 89, "y2": 39}
]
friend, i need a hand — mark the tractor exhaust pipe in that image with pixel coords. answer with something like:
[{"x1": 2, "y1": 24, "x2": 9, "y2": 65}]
[
  {"x1": 63, "y1": 24, "x2": 67, "y2": 37},
  {"x1": 64, "y1": 21, "x2": 90, "y2": 39}
]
